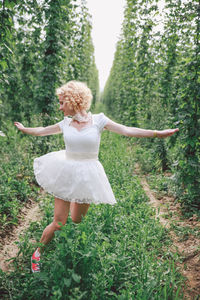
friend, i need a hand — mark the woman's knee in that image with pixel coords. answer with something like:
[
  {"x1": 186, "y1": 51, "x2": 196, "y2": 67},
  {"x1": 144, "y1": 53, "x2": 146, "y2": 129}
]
[
  {"x1": 52, "y1": 220, "x2": 66, "y2": 230},
  {"x1": 71, "y1": 216, "x2": 82, "y2": 224},
  {"x1": 70, "y1": 203, "x2": 90, "y2": 224}
]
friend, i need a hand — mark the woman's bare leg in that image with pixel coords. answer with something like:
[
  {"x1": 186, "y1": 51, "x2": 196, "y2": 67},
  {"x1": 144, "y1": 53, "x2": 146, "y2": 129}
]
[
  {"x1": 70, "y1": 202, "x2": 90, "y2": 224},
  {"x1": 31, "y1": 199, "x2": 89, "y2": 272},
  {"x1": 38, "y1": 197, "x2": 70, "y2": 251},
  {"x1": 37, "y1": 200, "x2": 89, "y2": 252}
]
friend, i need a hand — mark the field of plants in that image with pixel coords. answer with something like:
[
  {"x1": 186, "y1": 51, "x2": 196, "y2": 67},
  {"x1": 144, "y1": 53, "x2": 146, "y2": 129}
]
[
  {"x1": 0, "y1": 0, "x2": 199, "y2": 299},
  {"x1": 102, "y1": 0, "x2": 200, "y2": 213},
  {"x1": 1, "y1": 117, "x2": 187, "y2": 299}
]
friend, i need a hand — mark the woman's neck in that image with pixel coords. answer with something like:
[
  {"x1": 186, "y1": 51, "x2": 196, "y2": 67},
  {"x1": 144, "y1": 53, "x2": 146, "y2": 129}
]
[{"x1": 71, "y1": 111, "x2": 91, "y2": 123}]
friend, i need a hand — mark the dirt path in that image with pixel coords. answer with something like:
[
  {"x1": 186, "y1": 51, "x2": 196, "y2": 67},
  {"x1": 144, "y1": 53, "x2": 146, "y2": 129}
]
[
  {"x1": 134, "y1": 163, "x2": 200, "y2": 300},
  {"x1": 0, "y1": 200, "x2": 42, "y2": 272}
]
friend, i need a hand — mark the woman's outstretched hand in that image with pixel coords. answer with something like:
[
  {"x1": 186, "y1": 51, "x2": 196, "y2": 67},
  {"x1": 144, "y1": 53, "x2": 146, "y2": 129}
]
[
  {"x1": 157, "y1": 128, "x2": 179, "y2": 138},
  {"x1": 14, "y1": 122, "x2": 25, "y2": 132}
]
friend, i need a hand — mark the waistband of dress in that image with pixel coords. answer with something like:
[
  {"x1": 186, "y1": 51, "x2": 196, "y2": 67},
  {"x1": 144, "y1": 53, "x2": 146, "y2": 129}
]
[{"x1": 65, "y1": 151, "x2": 98, "y2": 160}]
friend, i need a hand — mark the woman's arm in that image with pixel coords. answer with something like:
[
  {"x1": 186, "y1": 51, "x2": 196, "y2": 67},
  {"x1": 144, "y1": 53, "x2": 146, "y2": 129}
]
[
  {"x1": 104, "y1": 119, "x2": 179, "y2": 138},
  {"x1": 14, "y1": 122, "x2": 62, "y2": 136}
]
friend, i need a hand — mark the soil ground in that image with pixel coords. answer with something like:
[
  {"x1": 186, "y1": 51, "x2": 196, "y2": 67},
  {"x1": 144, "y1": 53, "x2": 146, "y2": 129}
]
[{"x1": 0, "y1": 199, "x2": 43, "y2": 272}]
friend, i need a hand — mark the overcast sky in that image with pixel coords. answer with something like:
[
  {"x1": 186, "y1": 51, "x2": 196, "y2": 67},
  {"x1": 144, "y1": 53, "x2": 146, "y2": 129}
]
[
  {"x1": 86, "y1": 0, "x2": 165, "y2": 91},
  {"x1": 86, "y1": 0, "x2": 126, "y2": 91}
]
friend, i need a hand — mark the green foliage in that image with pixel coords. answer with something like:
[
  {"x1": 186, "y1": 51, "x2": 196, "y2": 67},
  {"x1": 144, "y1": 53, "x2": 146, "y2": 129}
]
[
  {"x1": 0, "y1": 122, "x2": 36, "y2": 229},
  {"x1": 102, "y1": 0, "x2": 200, "y2": 213},
  {"x1": 0, "y1": 132, "x2": 184, "y2": 299},
  {"x1": 0, "y1": 117, "x2": 64, "y2": 230},
  {"x1": 0, "y1": 0, "x2": 99, "y2": 127}
]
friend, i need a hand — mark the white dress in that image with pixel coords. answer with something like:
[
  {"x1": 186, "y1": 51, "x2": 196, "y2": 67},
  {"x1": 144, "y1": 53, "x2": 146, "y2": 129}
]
[{"x1": 33, "y1": 112, "x2": 117, "y2": 205}]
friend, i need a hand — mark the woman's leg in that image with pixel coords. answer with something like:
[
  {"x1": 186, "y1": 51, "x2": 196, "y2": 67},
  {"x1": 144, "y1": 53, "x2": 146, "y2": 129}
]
[
  {"x1": 70, "y1": 202, "x2": 90, "y2": 224},
  {"x1": 37, "y1": 200, "x2": 89, "y2": 251},
  {"x1": 31, "y1": 197, "x2": 70, "y2": 272},
  {"x1": 39, "y1": 197, "x2": 70, "y2": 250},
  {"x1": 31, "y1": 200, "x2": 90, "y2": 272}
]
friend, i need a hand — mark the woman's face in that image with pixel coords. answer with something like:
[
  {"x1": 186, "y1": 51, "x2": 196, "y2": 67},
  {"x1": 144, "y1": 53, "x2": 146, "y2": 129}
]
[{"x1": 58, "y1": 95, "x2": 75, "y2": 116}]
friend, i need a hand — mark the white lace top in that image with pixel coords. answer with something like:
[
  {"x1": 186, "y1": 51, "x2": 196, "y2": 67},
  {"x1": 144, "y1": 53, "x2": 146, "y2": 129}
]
[{"x1": 58, "y1": 112, "x2": 109, "y2": 155}]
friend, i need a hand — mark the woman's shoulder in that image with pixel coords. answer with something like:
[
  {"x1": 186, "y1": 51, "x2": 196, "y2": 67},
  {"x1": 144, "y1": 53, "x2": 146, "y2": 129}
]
[
  {"x1": 92, "y1": 112, "x2": 110, "y2": 132},
  {"x1": 92, "y1": 112, "x2": 107, "y2": 119},
  {"x1": 57, "y1": 116, "x2": 71, "y2": 132}
]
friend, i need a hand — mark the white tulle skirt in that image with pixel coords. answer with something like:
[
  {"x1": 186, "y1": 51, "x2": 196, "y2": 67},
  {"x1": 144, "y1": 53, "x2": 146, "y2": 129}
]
[{"x1": 33, "y1": 150, "x2": 117, "y2": 205}]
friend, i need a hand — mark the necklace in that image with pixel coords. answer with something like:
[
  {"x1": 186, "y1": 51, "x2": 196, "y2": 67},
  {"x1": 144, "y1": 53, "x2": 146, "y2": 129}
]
[{"x1": 72, "y1": 111, "x2": 91, "y2": 123}]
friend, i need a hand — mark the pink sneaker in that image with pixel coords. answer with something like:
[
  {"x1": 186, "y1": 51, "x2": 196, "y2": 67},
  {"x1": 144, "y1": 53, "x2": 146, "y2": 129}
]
[{"x1": 31, "y1": 249, "x2": 41, "y2": 273}]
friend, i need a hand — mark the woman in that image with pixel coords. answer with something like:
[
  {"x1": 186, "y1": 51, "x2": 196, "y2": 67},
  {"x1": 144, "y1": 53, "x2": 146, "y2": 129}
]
[{"x1": 14, "y1": 80, "x2": 179, "y2": 273}]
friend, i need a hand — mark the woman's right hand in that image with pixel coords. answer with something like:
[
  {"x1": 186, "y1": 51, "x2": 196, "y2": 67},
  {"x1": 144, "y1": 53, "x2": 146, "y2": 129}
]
[{"x1": 14, "y1": 122, "x2": 25, "y2": 132}]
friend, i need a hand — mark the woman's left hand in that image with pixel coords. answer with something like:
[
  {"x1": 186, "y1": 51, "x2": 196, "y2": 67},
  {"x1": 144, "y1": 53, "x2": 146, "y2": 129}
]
[{"x1": 157, "y1": 128, "x2": 179, "y2": 138}]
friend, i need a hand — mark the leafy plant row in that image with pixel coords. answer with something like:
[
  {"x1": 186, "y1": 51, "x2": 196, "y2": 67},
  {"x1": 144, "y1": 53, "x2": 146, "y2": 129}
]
[
  {"x1": 102, "y1": 0, "x2": 200, "y2": 214},
  {"x1": 0, "y1": 0, "x2": 99, "y2": 127}
]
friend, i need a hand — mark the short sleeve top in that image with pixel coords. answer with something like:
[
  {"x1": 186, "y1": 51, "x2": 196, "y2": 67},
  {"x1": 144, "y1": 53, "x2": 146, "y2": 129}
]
[{"x1": 57, "y1": 113, "x2": 110, "y2": 154}]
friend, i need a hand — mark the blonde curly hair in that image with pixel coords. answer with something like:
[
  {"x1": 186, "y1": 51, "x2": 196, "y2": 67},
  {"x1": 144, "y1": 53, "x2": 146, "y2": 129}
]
[{"x1": 56, "y1": 81, "x2": 93, "y2": 112}]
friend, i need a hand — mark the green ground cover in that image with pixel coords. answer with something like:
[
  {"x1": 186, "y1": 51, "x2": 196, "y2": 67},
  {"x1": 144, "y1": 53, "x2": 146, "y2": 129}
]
[
  {"x1": 0, "y1": 124, "x2": 37, "y2": 230},
  {"x1": 0, "y1": 128, "x2": 185, "y2": 299},
  {"x1": 0, "y1": 120, "x2": 64, "y2": 232}
]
